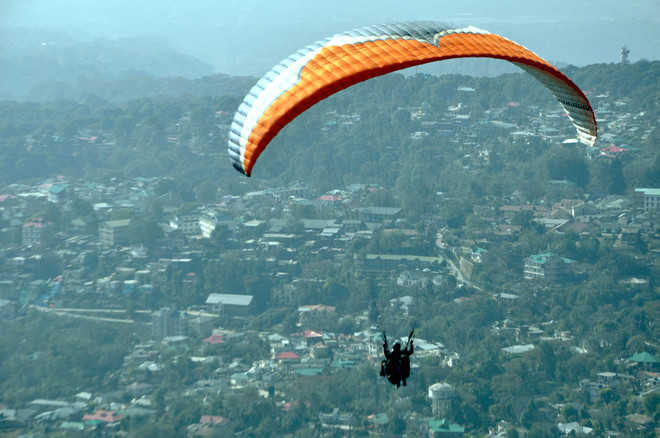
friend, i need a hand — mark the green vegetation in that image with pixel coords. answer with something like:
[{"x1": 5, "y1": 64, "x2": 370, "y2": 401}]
[{"x1": 0, "y1": 61, "x2": 658, "y2": 436}]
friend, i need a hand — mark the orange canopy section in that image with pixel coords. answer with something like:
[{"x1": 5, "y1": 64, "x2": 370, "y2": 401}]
[{"x1": 228, "y1": 22, "x2": 597, "y2": 176}]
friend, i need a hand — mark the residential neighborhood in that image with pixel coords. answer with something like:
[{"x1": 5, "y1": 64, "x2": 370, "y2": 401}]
[{"x1": 0, "y1": 60, "x2": 658, "y2": 437}]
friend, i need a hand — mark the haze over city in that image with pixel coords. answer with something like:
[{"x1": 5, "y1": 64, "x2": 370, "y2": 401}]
[{"x1": 4, "y1": 0, "x2": 660, "y2": 76}]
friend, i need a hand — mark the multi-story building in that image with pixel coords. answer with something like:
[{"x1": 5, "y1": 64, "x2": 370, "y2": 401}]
[
  {"x1": 199, "y1": 213, "x2": 217, "y2": 238},
  {"x1": 635, "y1": 188, "x2": 660, "y2": 211},
  {"x1": 22, "y1": 219, "x2": 44, "y2": 247},
  {"x1": 151, "y1": 307, "x2": 186, "y2": 340},
  {"x1": 180, "y1": 214, "x2": 201, "y2": 236},
  {"x1": 99, "y1": 219, "x2": 131, "y2": 248},
  {"x1": 428, "y1": 382, "x2": 455, "y2": 418}
]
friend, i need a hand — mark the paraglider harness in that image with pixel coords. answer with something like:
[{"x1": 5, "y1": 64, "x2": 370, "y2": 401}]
[{"x1": 380, "y1": 329, "x2": 414, "y2": 387}]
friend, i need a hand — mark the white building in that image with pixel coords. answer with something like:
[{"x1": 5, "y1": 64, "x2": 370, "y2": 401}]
[
  {"x1": 199, "y1": 213, "x2": 217, "y2": 238},
  {"x1": 428, "y1": 382, "x2": 455, "y2": 418},
  {"x1": 205, "y1": 293, "x2": 254, "y2": 316}
]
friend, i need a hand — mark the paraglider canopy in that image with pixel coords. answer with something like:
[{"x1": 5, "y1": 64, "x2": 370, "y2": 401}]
[{"x1": 228, "y1": 21, "x2": 597, "y2": 177}]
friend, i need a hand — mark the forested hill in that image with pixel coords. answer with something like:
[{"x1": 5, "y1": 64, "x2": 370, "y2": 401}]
[
  {"x1": 20, "y1": 72, "x2": 257, "y2": 103},
  {"x1": 0, "y1": 61, "x2": 658, "y2": 202},
  {"x1": 0, "y1": 29, "x2": 227, "y2": 101}
]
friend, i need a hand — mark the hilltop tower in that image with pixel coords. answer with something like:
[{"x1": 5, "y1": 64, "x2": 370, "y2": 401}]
[{"x1": 620, "y1": 46, "x2": 630, "y2": 64}]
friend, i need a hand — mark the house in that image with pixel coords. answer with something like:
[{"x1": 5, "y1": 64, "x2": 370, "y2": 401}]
[
  {"x1": 275, "y1": 351, "x2": 301, "y2": 370},
  {"x1": 205, "y1": 293, "x2": 254, "y2": 316},
  {"x1": 626, "y1": 352, "x2": 658, "y2": 370},
  {"x1": 303, "y1": 330, "x2": 323, "y2": 346}
]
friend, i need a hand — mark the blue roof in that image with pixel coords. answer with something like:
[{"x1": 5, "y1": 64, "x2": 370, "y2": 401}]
[
  {"x1": 528, "y1": 252, "x2": 575, "y2": 264},
  {"x1": 429, "y1": 419, "x2": 464, "y2": 433},
  {"x1": 294, "y1": 368, "x2": 323, "y2": 376}
]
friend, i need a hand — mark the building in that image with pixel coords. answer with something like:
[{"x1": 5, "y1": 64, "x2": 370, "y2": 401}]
[
  {"x1": 626, "y1": 352, "x2": 658, "y2": 371},
  {"x1": 99, "y1": 219, "x2": 131, "y2": 248},
  {"x1": 428, "y1": 382, "x2": 455, "y2": 418},
  {"x1": 151, "y1": 307, "x2": 186, "y2": 340},
  {"x1": 179, "y1": 214, "x2": 201, "y2": 236},
  {"x1": 205, "y1": 293, "x2": 254, "y2": 316},
  {"x1": 48, "y1": 183, "x2": 68, "y2": 203},
  {"x1": 187, "y1": 315, "x2": 217, "y2": 337},
  {"x1": 199, "y1": 213, "x2": 217, "y2": 238},
  {"x1": 634, "y1": 188, "x2": 660, "y2": 211},
  {"x1": 22, "y1": 219, "x2": 45, "y2": 247},
  {"x1": 523, "y1": 252, "x2": 575, "y2": 282}
]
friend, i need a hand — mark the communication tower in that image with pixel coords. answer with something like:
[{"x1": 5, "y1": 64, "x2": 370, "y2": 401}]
[{"x1": 620, "y1": 46, "x2": 630, "y2": 64}]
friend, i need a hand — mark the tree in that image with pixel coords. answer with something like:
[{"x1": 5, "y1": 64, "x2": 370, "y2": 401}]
[
  {"x1": 643, "y1": 392, "x2": 660, "y2": 416},
  {"x1": 71, "y1": 197, "x2": 94, "y2": 218},
  {"x1": 128, "y1": 218, "x2": 163, "y2": 250},
  {"x1": 562, "y1": 405, "x2": 579, "y2": 422},
  {"x1": 545, "y1": 147, "x2": 590, "y2": 188},
  {"x1": 195, "y1": 181, "x2": 218, "y2": 203}
]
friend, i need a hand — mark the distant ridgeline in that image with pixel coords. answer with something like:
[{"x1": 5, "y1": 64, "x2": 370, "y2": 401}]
[
  {"x1": 0, "y1": 61, "x2": 657, "y2": 195},
  {"x1": 2, "y1": 72, "x2": 257, "y2": 104}
]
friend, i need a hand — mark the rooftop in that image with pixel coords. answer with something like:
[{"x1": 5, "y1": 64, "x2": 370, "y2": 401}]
[{"x1": 205, "y1": 293, "x2": 253, "y2": 306}]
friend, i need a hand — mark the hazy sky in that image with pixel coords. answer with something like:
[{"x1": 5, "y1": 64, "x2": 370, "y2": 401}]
[{"x1": 4, "y1": 0, "x2": 660, "y2": 75}]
